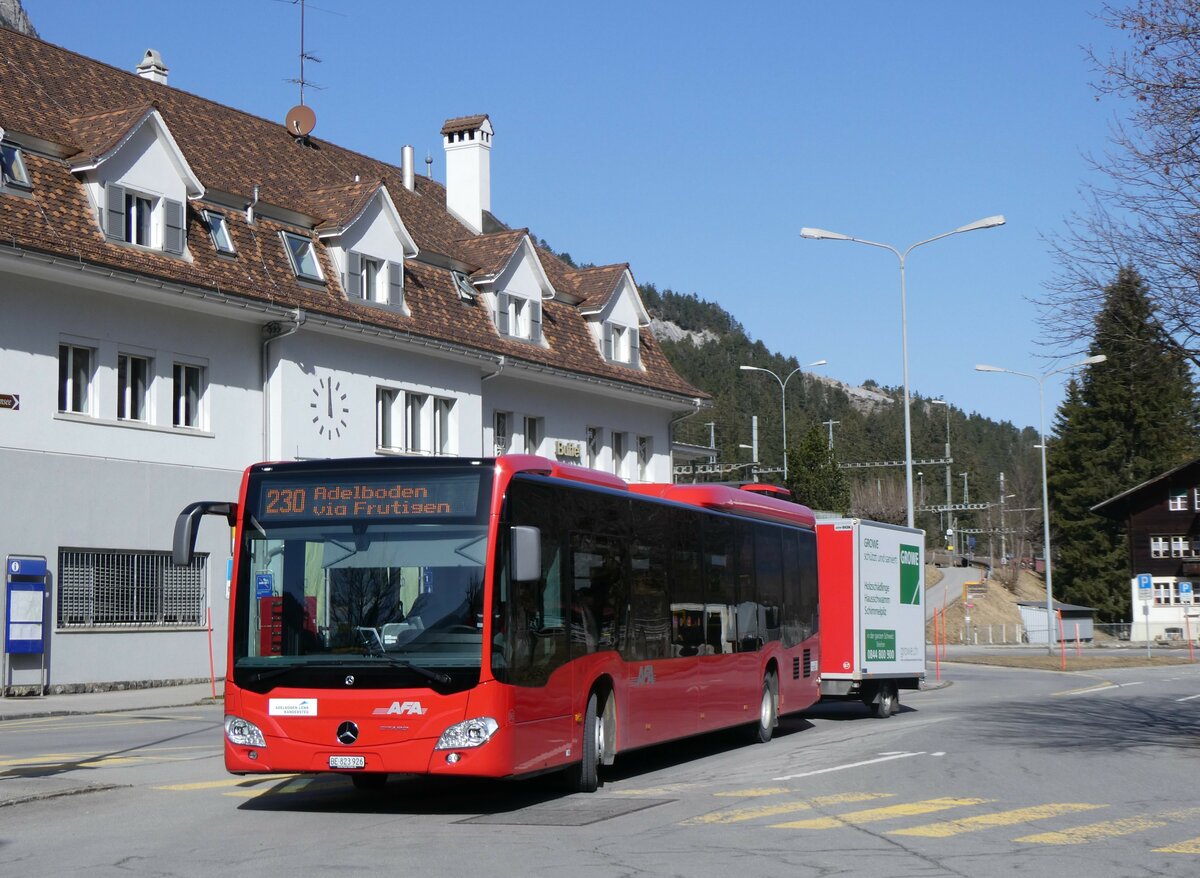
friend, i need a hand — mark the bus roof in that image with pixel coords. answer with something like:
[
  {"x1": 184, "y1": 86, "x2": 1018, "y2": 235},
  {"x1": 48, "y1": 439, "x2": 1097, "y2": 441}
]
[{"x1": 628, "y1": 482, "x2": 816, "y2": 529}]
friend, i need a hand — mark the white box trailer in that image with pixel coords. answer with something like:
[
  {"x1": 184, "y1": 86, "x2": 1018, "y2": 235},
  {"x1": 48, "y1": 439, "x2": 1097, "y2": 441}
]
[{"x1": 816, "y1": 518, "x2": 925, "y2": 717}]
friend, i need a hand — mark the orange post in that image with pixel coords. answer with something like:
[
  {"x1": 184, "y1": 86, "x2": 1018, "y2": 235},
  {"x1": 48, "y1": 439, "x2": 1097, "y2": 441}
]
[
  {"x1": 207, "y1": 607, "x2": 217, "y2": 698},
  {"x1": 1057, "y1": 609, "x2": 1066, "y2": 670},
  {"x1": 1187, "y1": 614, "x2": 1195, "y2": 663},
  {"x1": 933, "y1": 610, "x2": 941, "y2": 681}
]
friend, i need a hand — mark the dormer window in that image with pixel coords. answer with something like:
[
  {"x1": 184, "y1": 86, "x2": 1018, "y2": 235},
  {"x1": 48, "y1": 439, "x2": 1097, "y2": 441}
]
[
  {"x1": 496, "y1": 292, "x2": 542, "y2": 343},
  {"x1": 603, "y1": 322, "x2": 640, "y2": 367},
  {"x1": 344, "y1": 252, "x2": 401, "y2": 306},
  {"x1": 103, "y1": 184, "x2": 185, "y2": 254},
  {"x1": 1, "y1": 142, "x2": 31, "y2": 190},
  {"x1": 282, "y1": 231, "x2": 324, "y2": 283},
  {"x1": 202, "y1": 209, "x2": 235, "y2": 255},
  {"x1": 452, "y1": 271, "x2": 477, "y2": 301}
]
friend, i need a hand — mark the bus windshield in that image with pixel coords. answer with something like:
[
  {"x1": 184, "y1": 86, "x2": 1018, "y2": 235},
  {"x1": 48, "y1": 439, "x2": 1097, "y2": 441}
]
[{"x1": 232, "y1": 465, "x2": 492, "y2": 692}]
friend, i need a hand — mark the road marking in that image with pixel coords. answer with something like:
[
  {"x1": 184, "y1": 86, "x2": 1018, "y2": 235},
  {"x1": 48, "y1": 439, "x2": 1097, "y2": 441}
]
[
  {"x1": 773, "y1": 752, "x2": 924, "y2": 781},
  {"x1": 682, "y1": 792, "x2": 889, "y2": 825},
  {"x1": 0, "y1": 745, "x2": 212, "y2": 770},
  {"x1": 714, "y1": 787, "x2": 791, "y2": 798},
  {"x1": 156, "y1": 775, "x2": 295, "y2": 791},
  {"x1": 772, "y1": 798, "x2": 990, "y2": 830},
  {"x1": 1059, "y1": 682, "x2": 1144, "y2": 696},
  {"x1": 889, "y1": 803, "x2": 1106, "y2": 837},
  {"x1": 1156, "y1": 837, "x2": 1200, "y2": 854},
  {"x1": 1175, "y1": 693, "x2": 1200, "y2": 702},
  {"x1": 1016, "y1": 807, "x2": 1200, "y2": 845}
]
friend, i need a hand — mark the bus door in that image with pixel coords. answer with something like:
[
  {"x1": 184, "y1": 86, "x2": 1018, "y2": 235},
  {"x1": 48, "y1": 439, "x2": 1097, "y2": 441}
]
[
  {"x1": 505, "y1": 533, "x2": 573, "y2": 775},
  {"x1": 699, "y1": 513, "x2": 746, "y2": 728},
  {"x1": 623, "y1": 506, "x2": 699, "y2": 747}
]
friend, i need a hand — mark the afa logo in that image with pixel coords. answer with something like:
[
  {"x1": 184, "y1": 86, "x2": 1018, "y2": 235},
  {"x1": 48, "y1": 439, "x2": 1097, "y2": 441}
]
[
  {"x1": 372, "y1": 701, "x2": 427, "y2": 716},
  {"x1": 632, "y1": 665, "x2": 656, "y2": 686}
]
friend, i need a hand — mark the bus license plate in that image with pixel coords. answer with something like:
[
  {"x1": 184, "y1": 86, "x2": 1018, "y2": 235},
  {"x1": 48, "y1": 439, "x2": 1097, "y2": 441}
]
[{"x1": 329, "y1": 756, "x2": 365, "y2": 769}]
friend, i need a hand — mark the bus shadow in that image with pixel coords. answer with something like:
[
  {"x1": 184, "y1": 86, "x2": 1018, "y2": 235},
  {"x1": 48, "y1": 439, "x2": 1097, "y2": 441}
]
[{"x1": 236, "y1": 715, "x2": 820, "y2": 815}]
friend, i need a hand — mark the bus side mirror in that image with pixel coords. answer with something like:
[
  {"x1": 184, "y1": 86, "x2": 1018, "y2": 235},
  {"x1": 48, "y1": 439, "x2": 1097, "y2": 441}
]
[
  {"x1": 173, "y1": 501, "x2": 238, "y2": 566},
  {"x1": 510, "y1": 526, "x2": 542, "y2": 582}
]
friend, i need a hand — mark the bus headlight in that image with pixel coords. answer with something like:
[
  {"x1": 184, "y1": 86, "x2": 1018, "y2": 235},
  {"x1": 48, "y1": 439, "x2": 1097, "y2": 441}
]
[
  {"x1": 225, "y1": 715, "x2": 267, "y2": 748},
  {"x1": 435, "y1": 716, "x2": 499, "y2": 750}
]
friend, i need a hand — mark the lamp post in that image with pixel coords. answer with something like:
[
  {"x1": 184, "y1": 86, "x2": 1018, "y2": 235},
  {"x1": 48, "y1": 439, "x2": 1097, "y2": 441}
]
[
  {"x1": 801, "y1": 216, "x2": 1005, "y2": 527},
  {"x1": 975, "y1": 354, "x2": 1107, "y2": 653},
  {"x1": 930, "y1": 398, "x2": 952, "y2": 539},
  {"x1": 739, "y1": 360, "x2": 827, "y2": 482}
]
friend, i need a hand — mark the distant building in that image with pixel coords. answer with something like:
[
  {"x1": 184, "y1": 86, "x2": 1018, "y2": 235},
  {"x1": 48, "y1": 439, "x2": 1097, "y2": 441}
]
[
  {"x1": 0, "y1": 30, "x2": 705, "y2": 691},
  {"x1": 1016, "y1": 600, "x2": 1095, "y2": 645},
  {"x1": 1093, "y1": 459, "x2": 1200, "y2": 640}
]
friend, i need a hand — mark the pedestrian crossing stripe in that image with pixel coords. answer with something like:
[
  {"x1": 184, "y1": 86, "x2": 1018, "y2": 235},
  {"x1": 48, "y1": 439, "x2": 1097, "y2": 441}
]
[
  {"x1": 772, "y1": 798, "x2": 990, "y2": 829},
  {"x1": 888, "y1": 803, "x2": 1107, "y2": 837},
  {"x1": 682, "y1": 792, "x2": 891, "y2": 825},
  {"x1": 1016, "y1": 807, "x2": 1200, "y2": 845}
]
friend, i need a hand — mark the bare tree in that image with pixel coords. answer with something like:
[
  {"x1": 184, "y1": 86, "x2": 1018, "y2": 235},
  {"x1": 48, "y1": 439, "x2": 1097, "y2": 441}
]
[
  {"x1": 1044, "y1": 0, "x2": 1200, "y2": 368},
  {"x1": 848, "y1": 476, "x2": 907, "y2": 525}
]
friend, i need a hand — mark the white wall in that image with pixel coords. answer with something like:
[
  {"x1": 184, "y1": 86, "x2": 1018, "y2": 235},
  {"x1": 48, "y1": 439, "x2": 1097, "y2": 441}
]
[
  {"x1": 270, "y1": 330, "x2": 485, "y2": 461},
  {"x1": 482, "y1": 373, "x2": 673, "y2": 482}
]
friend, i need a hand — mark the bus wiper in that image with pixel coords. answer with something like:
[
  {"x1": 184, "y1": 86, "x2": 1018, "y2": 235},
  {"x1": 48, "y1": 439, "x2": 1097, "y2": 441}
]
[
  {"x1": 244, "y1": 659, "x2": 343, "y2": 685},
  {"x1": 360, "y1": 641, "x2": 452, "y2": 686}
]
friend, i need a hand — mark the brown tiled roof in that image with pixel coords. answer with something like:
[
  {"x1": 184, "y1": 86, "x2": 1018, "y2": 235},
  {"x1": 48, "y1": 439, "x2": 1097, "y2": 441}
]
[
  {"x1": 440, "y1": 114, "x2": 489, "y2": 136},
  {"x1": 67, "y1": 102, "x2": 155, "y2": 164},
  {"x1": 0, "y1": 29, "x2": 705, "y2": 402},
  {"x1": 569, "y1": 264, "x2": 629, "y2": 312},
  {"x1": 455, "y1": 229, "x2": 529, "y2": 278},
  {"x1": 309, "y1": 178, "x2": 383, "y2": 232}
]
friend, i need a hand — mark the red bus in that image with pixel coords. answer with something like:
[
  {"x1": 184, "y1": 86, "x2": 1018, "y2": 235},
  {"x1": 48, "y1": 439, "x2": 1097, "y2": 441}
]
[{"x1": 173, "y1": 455, "x2": 820, "y2": 792}]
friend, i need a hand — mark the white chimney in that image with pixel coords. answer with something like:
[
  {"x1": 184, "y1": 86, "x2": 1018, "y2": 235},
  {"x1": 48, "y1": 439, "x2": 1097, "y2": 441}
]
[
  {"x1": 442, "y1": 115, "x2": 492, "y2": 234},
  {"x1": 136, "y1": 49, "x2": 169, "y2": 85},
  {"x1": 402, "y1": 144, "x2": 415, "y2": 192}
]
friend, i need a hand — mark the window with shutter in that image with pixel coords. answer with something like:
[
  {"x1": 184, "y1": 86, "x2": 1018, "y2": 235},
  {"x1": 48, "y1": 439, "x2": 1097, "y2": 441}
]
[
  {"x1": 344, "y1": 251, "x2": 362, "y2": 298},
  {"x1": 105, "y1": 184, "x2": 126, "y2": 240},
  {"x1": 388, "y1": 261, "x2": 403, "y2": 306},
  {"x1": 163, "y1": 199, "x2": 185, "y2": 254}
]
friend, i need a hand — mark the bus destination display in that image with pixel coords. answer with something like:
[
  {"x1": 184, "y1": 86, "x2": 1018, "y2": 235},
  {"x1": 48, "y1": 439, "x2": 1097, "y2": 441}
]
[{"x1": 255, "y1": 473, "x2": 481, "y2": 522}]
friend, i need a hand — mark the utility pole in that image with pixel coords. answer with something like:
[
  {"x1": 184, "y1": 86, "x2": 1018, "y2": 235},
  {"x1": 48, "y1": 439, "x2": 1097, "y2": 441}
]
[{"x1": 823, "y1": 419, "x2": 840, "y2": 449}]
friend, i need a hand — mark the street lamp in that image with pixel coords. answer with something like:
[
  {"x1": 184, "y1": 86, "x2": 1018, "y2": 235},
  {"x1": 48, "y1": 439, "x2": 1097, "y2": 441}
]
[
  {"x1": 801, "y1": 216, "x2": 1005, "y2": 527},
  {"x1": 739, "y1": 360, "x2": 827, "y2": 481},
  {"x1": 975, "y1": 354, "x2": 1107, "y2": 653}
]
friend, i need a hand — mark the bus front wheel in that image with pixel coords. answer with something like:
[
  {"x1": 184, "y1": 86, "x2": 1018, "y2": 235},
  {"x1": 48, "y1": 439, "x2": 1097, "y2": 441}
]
[
  {"x1": 749, "y1": 674, "x2": 777, "y2": 744},
  {"x1": 564, "y1": 691, "x2": 603, "y2": 793}
]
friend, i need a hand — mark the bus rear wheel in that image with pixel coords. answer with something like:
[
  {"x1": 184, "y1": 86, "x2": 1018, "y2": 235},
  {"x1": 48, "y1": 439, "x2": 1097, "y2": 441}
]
[{"x1": 564, "y1": 691, "x2": 603, "y2": 793}]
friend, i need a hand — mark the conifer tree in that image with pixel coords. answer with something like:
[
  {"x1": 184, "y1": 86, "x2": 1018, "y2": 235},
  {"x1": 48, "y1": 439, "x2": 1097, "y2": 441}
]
[
  {"x1": 1049, "y1": 266, "x2": 1199, "y2": 620},
  {"x1": 787, "y1": 424, "x2": 850, "y2": 514}
]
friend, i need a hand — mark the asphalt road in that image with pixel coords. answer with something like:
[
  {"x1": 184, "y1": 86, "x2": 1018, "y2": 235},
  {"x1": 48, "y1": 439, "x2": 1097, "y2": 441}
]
[{"x1": 3, "y1": 659, "x2": 1200, "y2": 877}]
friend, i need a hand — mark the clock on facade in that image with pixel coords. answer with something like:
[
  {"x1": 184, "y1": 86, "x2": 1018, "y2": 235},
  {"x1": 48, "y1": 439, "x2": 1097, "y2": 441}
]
[{"x1": 311, "y1": 375, "x2": 349, "y2": 439}]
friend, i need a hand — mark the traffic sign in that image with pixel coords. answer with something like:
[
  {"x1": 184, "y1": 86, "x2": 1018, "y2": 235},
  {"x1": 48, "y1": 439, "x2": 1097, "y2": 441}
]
[
  {"x1": 1137, "y1": 573, "x2": 1153, "y2": 602},
  {"x1": 1180, "y1": 581, "x2": 1194, "y2": 605}
]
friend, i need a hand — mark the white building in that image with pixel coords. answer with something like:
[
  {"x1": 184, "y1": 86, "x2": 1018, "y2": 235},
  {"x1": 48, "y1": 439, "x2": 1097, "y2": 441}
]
[{"x1": 0, "y1": 32, "x2": 705, "y2": 692}]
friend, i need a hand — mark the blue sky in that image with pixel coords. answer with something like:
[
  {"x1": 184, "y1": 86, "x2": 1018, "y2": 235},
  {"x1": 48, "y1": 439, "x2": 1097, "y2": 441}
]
[{"x1": 30, "y1": 1, "x2": 1124, "y2": 431}]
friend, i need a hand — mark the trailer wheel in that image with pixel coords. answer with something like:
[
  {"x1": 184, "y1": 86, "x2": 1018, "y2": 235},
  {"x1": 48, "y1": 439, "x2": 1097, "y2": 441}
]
[
  {"x1": 869, "y1": 684, "x2": 897, "y2": 719},
  {"x1": 564, "y1": 691, "x2": 603, "y2": 793},
  {"x1": 749, "y1": 674, "x2": 777, "y2": 744}
]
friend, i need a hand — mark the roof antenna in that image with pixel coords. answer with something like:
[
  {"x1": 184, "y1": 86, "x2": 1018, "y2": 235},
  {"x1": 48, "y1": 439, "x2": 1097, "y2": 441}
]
[{"x1": 284, "y1": 0, "x2": 320, "y2": 140}]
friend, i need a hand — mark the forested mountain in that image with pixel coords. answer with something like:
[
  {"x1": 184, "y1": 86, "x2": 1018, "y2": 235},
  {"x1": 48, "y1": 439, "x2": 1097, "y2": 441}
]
[{"x1": 643, "y1": 283, "x2": 1041, "y2": 551}]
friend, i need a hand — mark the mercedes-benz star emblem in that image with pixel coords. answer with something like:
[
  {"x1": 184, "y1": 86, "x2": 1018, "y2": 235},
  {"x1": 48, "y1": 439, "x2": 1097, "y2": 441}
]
[
  {"x1": 344, "y1": 675, "x2": 355, "y2": 686},
  {"x1": 337, "y1": 721, "x2": 359, "y2": 745}
]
